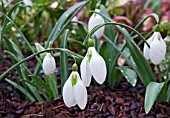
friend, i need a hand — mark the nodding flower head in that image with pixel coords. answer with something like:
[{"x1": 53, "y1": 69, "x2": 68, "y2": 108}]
[
  {"x1": 62, "y1": 71, "x2": 87, "y2": 110},
  {"x1": 80, "y1": 46, "x2": 107, "y2": 87},
  {"x1": 88, "y1": 9, "x2": 105, "y2": 39},
  {"x1": 143, "y1": 32, "x2": 166, "y2": 65},
  {"x1": 42, "y1": 53, "x2": 56, "y2": 75}
]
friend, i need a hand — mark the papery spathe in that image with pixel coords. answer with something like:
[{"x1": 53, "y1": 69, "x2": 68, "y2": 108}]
[
  {"x1": 88, "y1": 9, "x2": 105, "y2": 39},
  {"x1": 42, "y1": 53, "x2": 56, "y2": 75},
  {"x1": 80, "y1": 47, "x2": 107, "y2": 87},
  {"x1": 62, "y1": 71, "x2": 87, "y2": 110},
  {"x1": 143, "y1": 32, "x2": 166, "y2": 65}
]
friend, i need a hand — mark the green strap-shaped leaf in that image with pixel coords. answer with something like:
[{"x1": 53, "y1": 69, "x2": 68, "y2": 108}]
[
  {"x1": 34, "y1": 1, "x2": 89, "y2": 75},
  {"x1": 21, "y1": 68, "x2": 43, "y2": 102},
  {"x1": 60, "y1": 29, "x2": 69, "y2": 90},
  {"x1": 45, "y1": 1, "x2": 89, "y2": 47},
  {"x1": 45, "y1": 74, "x2": 58, "y2": 98},
  {"x1": 118, "y1": 66, "x2": 137, "y2": 87},
  {"x1": 30, "y1": 75, "x2": 53, "y2": 100},
  {"x1": 145, "y1": 82, "x2": 164, "y2": 114},
  {"x1": 5, "y1": 78, "x2": 35, "y2": 102}
]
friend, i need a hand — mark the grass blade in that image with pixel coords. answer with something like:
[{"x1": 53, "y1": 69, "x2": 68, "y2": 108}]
[
  {"x1": 6, "y1": 78, "x2": 35, "y2": 102},
  {"x1": 60, "y1": 29, "x2": 69, "y2": 89}
]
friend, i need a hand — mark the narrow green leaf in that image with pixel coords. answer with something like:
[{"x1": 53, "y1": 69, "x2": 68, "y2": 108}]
[
  {"x1": 60, "y1": 29, "x2": 69, "y2": 89},
  {"x1": 6, "y1": 78, "x2": 35, "y2": 102},
  {"x1": 131, "y1": 13, "x2": 159, "y2": 35},
  {"x1": 34, "y1": 1, "x2": 89, "y2": 75},
  {"x1": 1, "y1": 2, "x2": 23, "y2": 41},
  {"x1": 21, "y1": 67, "x2": 43, "y2": 102},
  {"x1": 145, "y1": 82, "x2": 164, "y2": 114},
  {"x1": 118, "y1": 66, "x2": 137, "y2": 87},
  {"x1": 94, "y1": 36, "x2": 100, "y2": 52},
  {"x1": 45, "y1": 74, "x2": 58, "y2": 98},
  {"x1": 0, "y1": 48, "x2": 83, "y2": 80},
  {"x1": 167, "y1": 84, "x2": 170, "y2": 102},
  {"x1": 46, "y1": 1, "x2": 89, "y2": 47},
  {"x1": 30, "y1": 75, "x2": 53, "y2": 99}
]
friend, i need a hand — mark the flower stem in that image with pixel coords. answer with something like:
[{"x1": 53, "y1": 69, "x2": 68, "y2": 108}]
[
  {"x1": 157, "y1": 65, "x2": 162, "y2": 82},
  {"x1": 0, "y1": 48, "x2": 83, "y2": 80}
]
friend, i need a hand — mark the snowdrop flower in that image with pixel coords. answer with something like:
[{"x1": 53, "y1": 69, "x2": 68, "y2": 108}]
[
  {"x1": 50, "y1": 2, "x2": 58, "y2": 9},
  {"x1": 2, "y1": 0, "x2": 7, "y2": 4},
  {"x1": 88, "y1": 9, "x2": 105, "y2": 39},
  {"x1": 23, "y1": 0, "x2": 33, "y2": 6},
  {"x1": 63, "y1": 64, "x2": 87, "y2": 110},
  {"x1": 143, "y1": 32, "x2": 166, "y2": 65},
  {"x1": 80, "y1": 39, "x2": 107, "y2": 87},
  {"x1": 42, "y1": 53, "x2": 56, "y2": 75},
  {"x1": 71, "y1": 16, "x2": 78, "y2": 26}
]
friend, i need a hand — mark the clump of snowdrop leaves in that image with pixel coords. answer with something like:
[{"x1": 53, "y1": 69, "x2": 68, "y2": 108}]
[
  {"x1": 42, "y1": 53, "x2": 56, "y2": 75},
  {"x1": 88, "y1": 9, "x2": 105, "y2": 39},
  {"x1": 63, "y1": 63, "x2": 87, "y2": 110},
  {"x1": 143, "y1": 32, "x2": 167, "y2": 65},
  {"x1": 80, "y1": 38, "x2": 107, "y2": 87}
]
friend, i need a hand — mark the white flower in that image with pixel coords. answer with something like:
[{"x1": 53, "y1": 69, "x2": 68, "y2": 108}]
[
  {"x1": 143, "y1": 32, "x2": 167, "y2": 65},
  {"x1": 80, "y1": 47, "x2": 107, "y2": 87},
  {"x1": 42, "y1": 53, "x2": 56, "y2": 75},
  {"x1": 88, "y1": 9, "x2": 105, "y2": 39},
  {"x1": 63, "y1": 71, "x2": 87, "y2": 110},
  {"x1": 50, "y1": 2, "x2": 58, "y2": 9},
  {"x1": 23, "y1": 0, "x2": 33, "y2": 6},
  {"x1": 71, "y1": 16, "x2": 78, "y2": 26}
]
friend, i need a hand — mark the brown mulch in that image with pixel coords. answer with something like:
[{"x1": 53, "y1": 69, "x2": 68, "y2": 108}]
[
  {"x1": 0, "y1": 80, "x2": 170, "y2": 118},
  {"x1": 0, "y1": 51, "x2": 170, "y2": 118}
]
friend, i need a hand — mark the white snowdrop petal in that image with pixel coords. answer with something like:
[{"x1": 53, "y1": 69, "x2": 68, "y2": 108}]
[
  {"x1": 62, "y1": 76, "x2": 75, "y2": 108},
  {"x1": 88, "y1": 9, "x2": 105, "y2": 39},
  {"x1": 80, "y1": 55, "x2": 92, "y2": 87},
  {"x1": 89, "y1": 48, "x2": 107, "y2": 84},
  {"x1": 42, "y1": 53, "x2": 56, "y2": 75},
  {"x1": 150, "y1": 38, "x2": 166, "y2": 65},
  {"x1": 23, "y1": 0, "x2": 33, "y2": 6},
  {"x1": 74, "y1": 77, "x2": 87, "y2": 110},
  {"x1": 143, "y1": 36, "x2": 153, "y2": 60}
]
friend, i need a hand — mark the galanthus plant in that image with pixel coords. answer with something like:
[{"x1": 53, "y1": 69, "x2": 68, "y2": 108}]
[
  {"x1": 42, "y1": 53, "x2": 56, "y2": 75},
  {"x1": 42, "y1": 52, "x2": 58, "y2": 98},
  {"x1": 80, "y1": 38, "x2": 107, "y2": 87},
  {"x1": 88, "y1": 9, "x2": 105, "y2": 39},
  {"x1": 143, "y1": 32, "x2": 167, "y2": 65},
  {"x1": 63, "y1": 63, "x2": 87, "y2": 110},
  {"x1": 1, "y1": 0, "x2": 170, "y2": 116}
]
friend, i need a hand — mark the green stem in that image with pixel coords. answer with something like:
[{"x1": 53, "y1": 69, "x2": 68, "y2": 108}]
[
  {"x1": 157, "y1": 65, "x2": 162, "y2": 82},
  {"x1": 83, "y1": 22, "x2": 150, "y2": 48},
  {"x1": 46, "y1": 74, "x2": 58, "y2": 98},
  {"x1": 0, "y1": 48, "x2": 83, "y2": 80},
  {"x1": 130, "y1": 14, "x2": 158, "y2": 36},
  {"x1": 166, "y1": 60, "x2": 170, "y2": 80}
]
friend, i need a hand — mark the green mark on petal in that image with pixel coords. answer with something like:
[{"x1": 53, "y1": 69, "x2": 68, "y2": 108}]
[
  {"x1": 88, "y1": 50, "x2": 92, "y2": 63},
  {"x1": 72, "y1": 74, "x2": 77, "y2": 86}
]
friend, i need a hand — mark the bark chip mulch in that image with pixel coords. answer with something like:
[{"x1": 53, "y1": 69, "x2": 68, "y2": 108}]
[{"x1": 0, "y1": 80, "x2": 170, "y2": 118}]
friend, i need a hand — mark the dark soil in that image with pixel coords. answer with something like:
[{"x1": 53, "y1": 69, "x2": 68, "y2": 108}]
[{"x1": 0, "y1": 52, "x2": 170, "y2": 118}]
